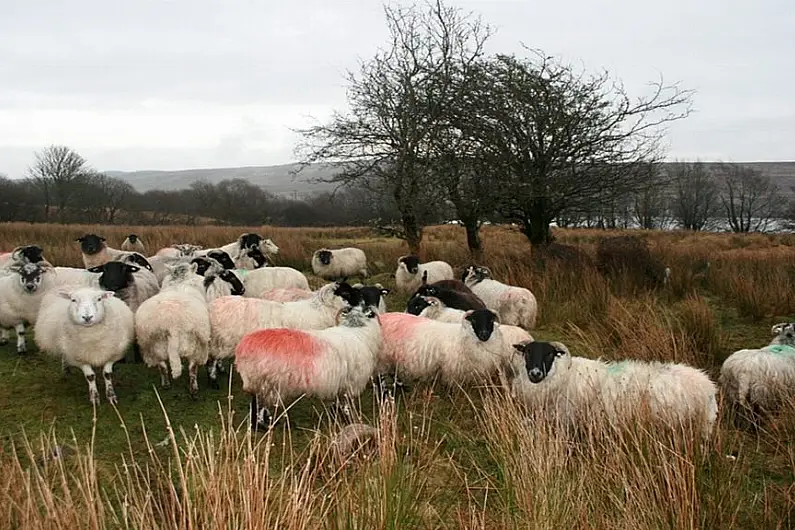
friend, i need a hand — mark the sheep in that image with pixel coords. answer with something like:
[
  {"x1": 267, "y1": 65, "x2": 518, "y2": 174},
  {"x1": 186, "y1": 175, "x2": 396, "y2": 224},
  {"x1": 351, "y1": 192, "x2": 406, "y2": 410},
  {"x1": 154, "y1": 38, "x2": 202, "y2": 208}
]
[
  {"x1": 235, "y1": 302, "x2": 382, "y2": 430},
  {"x1": 509, "y1": 341, "x2": 718, "y2": 439},
  {"x1": 260, "y1": 288, "x2": 314, "y2": 302},
  {"x1": 154, "y1": 243, "x2": 203, "y2": 259},
  {"x1": 116, "y1": 251, "x2": 155, "y2": 273},
  {"x1": 352, "y1": 283, "x2": 390, "y2": 314},
  {"x1": 207, "y1": 281, "x2": 361, "y2": 388},
  {"x1": 76, "y1": 233, "x2": 125, "y2": 269},
  {"x1": 0, "y1": 262, "x2": 54, "y2": 354},
  {"x1": 376, "y1": 309, "x2": 510, "y2": 388},
  {"x1": 120, "y1": 234, "x2": 146, "y2": 254},
  {"x1": 462, "y1": 265, "x2": 538, "y2": 329},
  {"x1": 408, "y1": 274, "x2": 486, "y2": 311},
  {"x1": 196, "y1": 233, "x2": 279, "y2": 270},
  {"x1": 238, "y1": 266, "x2": 311, "y2": 297},
  {"x1": 0, "y1": 245, "x2": 48, "y2": 270},
  {"x1": 34, "y1": 287, "x2": 134, "y2": 405},
  {"x1": 88, "y1": 261, "x2": 159, "y2": 314},
  {"x1": 134, "y1": 262, "x2": 212, "y2": 398},
  {"x1": 406, "y1": 295, "x2": 466, "y2": 323},
  {"x1": 311, "y1": 247, "x2": 368, "y2": 281},
  {"x1": 394, "y1": 255, "x2": 454, "y2": 294},
  {"x1": 719, "y1": 322, "x2": 795, "y2": 421}
]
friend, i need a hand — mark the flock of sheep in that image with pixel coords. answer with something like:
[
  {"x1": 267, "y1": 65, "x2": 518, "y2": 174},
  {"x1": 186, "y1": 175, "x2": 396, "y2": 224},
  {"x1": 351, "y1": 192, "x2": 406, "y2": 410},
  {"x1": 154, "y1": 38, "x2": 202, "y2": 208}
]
[{"x1": 0, "y1": 232, "x2": 793, "y2": 439}]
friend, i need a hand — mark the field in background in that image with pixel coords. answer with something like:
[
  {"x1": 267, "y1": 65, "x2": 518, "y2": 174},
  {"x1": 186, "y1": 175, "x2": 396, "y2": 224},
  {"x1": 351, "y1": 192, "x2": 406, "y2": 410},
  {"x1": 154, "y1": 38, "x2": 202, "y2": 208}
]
[{"x1": 0, "y1": 222, "x2": 794, "y2": 528}]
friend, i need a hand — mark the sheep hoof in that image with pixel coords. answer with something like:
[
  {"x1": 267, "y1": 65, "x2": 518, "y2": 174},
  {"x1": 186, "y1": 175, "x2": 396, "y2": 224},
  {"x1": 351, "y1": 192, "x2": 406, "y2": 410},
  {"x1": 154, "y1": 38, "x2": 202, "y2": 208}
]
[
  {"x1": 216, "y1": 362, "x2": 227, "y2": 374},
  {"x1": 209, "y1": 377, "x2": 220, "y2": 390},
  {"x1": 189, "y1": 388, "x2": 199, "y2": 400},
  {"x1": 106, "y1": 391, "x2": 118, "y2": 405},
  {"x1": 88, "y1": 390, "x2": 100, "y2": 406},
  {"x1": 17, "y1": 345, "x2": 27, "y2": 355}
]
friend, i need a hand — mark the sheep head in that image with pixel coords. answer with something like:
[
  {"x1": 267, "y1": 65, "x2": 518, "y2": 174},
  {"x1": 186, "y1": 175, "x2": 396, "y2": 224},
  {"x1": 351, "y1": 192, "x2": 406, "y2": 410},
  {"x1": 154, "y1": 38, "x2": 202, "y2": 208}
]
[{"x1": 513, "y1": 341, "x2": 569, "y2": 383}]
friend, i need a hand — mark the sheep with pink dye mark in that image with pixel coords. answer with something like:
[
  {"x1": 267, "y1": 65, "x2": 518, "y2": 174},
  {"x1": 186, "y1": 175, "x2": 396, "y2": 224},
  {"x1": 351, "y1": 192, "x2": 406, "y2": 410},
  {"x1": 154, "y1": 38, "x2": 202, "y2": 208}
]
[
  {"x1": 235, "y1": 303, "x2": 382, "y2": 430},
  {"x1": 376, "y1": 309, "x2": 511, "y2": 390},
  {"x1": 462, "y1": 265, "x2": 538, "y2": 330}
]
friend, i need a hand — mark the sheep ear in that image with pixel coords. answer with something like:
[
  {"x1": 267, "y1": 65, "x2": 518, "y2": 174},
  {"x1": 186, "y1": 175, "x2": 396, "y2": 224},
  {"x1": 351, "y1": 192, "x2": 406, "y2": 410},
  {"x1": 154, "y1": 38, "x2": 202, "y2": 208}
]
[
  {"x1": 374, "y1": 283, "x2": 383, "y2": 289},
  {"x1": 772, "y1": 323, "x2": 787, "y2": 335},
  {"x1": 100, "y1": 237, "x2": 106, "y2": 242},
  {"x1": 99, "y1": 291, "x2": 115, "y2": 300},
  {"x1": 421, "y1": 270, "x2": 428, "y2": 284},
  {"x1": 58, "y1": 290, "x2": 72, "y2": 300},
  {"x1": 87, "y1": 265, "x2": 104, "y2": 273},
  {"x1": 464, "y1": 309, "x2": 474, "y2": 318},
  {"x1": 512, "y1": 343, "x2": 525, "y2": 354},
  {"x1": 381, "y1": 288, "x2": 391, "y2": 295},
  {"x1": 352, "y1": 283, "x2": 363, "y2": 289}
]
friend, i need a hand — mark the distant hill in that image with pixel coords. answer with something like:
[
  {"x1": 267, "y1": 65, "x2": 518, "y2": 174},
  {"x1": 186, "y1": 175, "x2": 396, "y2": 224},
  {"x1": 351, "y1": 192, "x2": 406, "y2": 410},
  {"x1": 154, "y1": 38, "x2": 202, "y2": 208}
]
[{"x1": 108, "y1": 161, "x2": 795, "y2": 197}]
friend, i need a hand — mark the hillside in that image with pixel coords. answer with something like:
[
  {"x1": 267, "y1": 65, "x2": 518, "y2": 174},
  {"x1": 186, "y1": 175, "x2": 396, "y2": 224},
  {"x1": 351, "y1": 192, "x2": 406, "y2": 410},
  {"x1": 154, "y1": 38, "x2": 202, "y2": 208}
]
[{"x1": 108, "y1": 161, "x2": 795, "y2": 197}]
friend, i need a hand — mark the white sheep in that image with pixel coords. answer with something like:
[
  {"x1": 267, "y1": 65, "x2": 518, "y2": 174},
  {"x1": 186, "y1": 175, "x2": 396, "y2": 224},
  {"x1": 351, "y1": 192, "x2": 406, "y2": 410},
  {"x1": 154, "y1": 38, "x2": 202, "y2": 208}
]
[
  {"x1": 153, "y1": 243, "x2": 203, "y2": 259},
  {"x1": 76, "y1": 233, "x2": 126, "y2": 269},
  {"x1": 377, "y1": 309, "x2": 510, "y2": 388},
  {"x1": 720, "y1": 322, "x2": 795, "y2": 418},
  {"x1": 0, "y1": 245, "x2": 48, "y2": 271},
  {"x1": 311, "y1": 247, "x2": 368, "y2": 280},
  {"x1": 394, "y1": 255, "x2": 455, "y2": 294},
  {"x1": 134, "y1": 262, "x2": 211, "y2": 398},
  {"x1": 462, "y1": 265, "x2": 538, "y2": 329},
  {"x1": 510, "y1": 341, "x2": 718, "y2": 439},
  {"x1": 207, "y1": 281, "x2": 361, "y2": 387},
  {"x1": 120, "y1": 234, "x2": 146, "y2": 254},
  {"x1": 0, "y1": 262, "x2": 54, "y2": 354},
  {"x1": 34, "y1": 287, "x2": 134, "y2": 405},
  {"x1": 196, "y1": 233, "x2": 279, "y2": 270},
  {"x1": 235, "y1": 303, "x2": 382, "y2": 430},
  {"x1": 237, "y1": 266, "x2": 310, "y2": 297},
  {"x1": 407, "y1": 295, "x2": 467, "y2": 323}
]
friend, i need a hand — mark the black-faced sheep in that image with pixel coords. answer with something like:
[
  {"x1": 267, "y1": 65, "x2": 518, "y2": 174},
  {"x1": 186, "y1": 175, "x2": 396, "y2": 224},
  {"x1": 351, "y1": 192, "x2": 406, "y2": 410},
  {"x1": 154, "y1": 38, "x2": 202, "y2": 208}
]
[
  {"x1": 311, "y1": 248, "x2": 368, "y2": 280},
  {"x1": 394, "y1": 255, "x2": 454, "y2": 294}
]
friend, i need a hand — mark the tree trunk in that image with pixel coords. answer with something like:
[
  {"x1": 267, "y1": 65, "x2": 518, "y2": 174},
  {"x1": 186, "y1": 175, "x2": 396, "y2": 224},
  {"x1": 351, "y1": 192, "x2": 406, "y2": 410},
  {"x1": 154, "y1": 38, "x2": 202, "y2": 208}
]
[
  {"x1": 462, "y1": 217, "x2": 483, "y2": 262},
  {"x1": 401, "y1": 212, "x2": 423, "y2": 255},
  {"x1": 521, "y1": 205, "x2": 554, "y2": 246}
]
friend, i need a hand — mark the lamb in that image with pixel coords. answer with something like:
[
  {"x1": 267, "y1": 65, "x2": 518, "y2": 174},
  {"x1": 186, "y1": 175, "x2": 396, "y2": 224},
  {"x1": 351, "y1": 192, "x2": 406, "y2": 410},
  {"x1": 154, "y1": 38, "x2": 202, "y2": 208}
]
[
  {"x1": 235, "y1": 302, "x2": 382, "y2": 430},
  {"x1": 207, "y1": 281, "x2": 361, "y2": 387},
  {"x1": 0, "y1": 262, "x2": 54, "y2": 354},
  {"x1": 394, "y1": 256, "x2": 454, "y2": 294},
  {"x1": 376, "y1": 309, "x2": 510, "y2": 388},
  {"x1": 311, "y1": 247, "x2": 368, "y2": 280},
  {"x1": 408, "y1": 274, "x2": 486, "y2": 311},
  {"x1": 34, "y1": 287, "x2": 134, "y2": 405},
  {"x1": 76, "y1": 233, "x2": 125, "y2": 269},
  {"x1": 238, "y1": 266, "x2": 311, "y2": 297},
  {"x1": 134, "y1": 262, "x2": 212, "y2": 398},
  {"x1": 462, "y1": 265, "x2": 538, "y2": 329},
  {"x1": 120, "y1": 234, "x2": 146, "y2": 254},
  {"x1": 510, "y1": 341, "x2": 718, "y2": 439},
  {"x1": 719, "y1": 322, "x2": 795, "y2": 420}
]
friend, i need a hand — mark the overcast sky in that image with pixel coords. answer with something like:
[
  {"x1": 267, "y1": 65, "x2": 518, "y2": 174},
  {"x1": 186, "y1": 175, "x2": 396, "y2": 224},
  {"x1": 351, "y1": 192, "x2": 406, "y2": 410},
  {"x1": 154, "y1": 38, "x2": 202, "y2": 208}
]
[{"x1": 1, "y1": 0, "x2": 792, "y2": 178}]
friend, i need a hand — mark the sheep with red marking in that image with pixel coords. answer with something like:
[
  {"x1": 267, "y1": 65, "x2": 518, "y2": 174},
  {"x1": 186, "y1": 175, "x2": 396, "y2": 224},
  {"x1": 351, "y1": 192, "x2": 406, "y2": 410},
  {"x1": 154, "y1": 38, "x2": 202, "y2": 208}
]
[
  {"x1": 376, "y1": 309, "x2": 510, "y2": 388},
  {"x1": 720, "y1": 322, "x2": 795, "y2": 419},
  {"x1": 462, "y1": 265, "x2": 538, "y2": 329},
  {"x1": 236, "y1": 303, "x2": 382, "y2": 430},
  {"x1": 206, "y1": 281, "x2": 361, "y2": 388},
  {"x1": 395, "y1": 256, "x2": 454, "y2": 295}
]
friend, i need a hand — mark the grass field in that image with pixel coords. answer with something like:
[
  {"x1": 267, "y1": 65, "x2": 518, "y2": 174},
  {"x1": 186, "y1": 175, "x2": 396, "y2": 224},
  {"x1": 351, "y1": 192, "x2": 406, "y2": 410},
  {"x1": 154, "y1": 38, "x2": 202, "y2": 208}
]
[{"x1": 0, "y1": 222, "x2": 794, "y2": 529}]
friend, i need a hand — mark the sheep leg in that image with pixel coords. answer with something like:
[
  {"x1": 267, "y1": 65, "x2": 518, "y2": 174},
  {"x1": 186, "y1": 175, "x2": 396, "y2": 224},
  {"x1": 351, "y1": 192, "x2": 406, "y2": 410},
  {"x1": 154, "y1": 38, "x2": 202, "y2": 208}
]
[
  {"x1": 0, "y1": 328, "x2": 8, "y2": 345},
  {"x1": 188, "y1": 362, "x2": 199, "y2": 399},
  {"x1": 158, "y1": 362, "x2": 171, "y2": 389},
  {"x1": 206, "y1": 358, "x2": 220, "y2": 390},
  {"x1": 216, "y1": 359, "x2": 226, "y2": 374},
  {"x1": 15, "y1": 323, "x2": 26, "y2": 354},
  {"x1": 250, "y1": 395, "x2": 271, "y2": 432},
  {"x1": 103, "y1": 362, "x2": 117, "y2": 404},
  {"x1": 81, "y1": 365, "x2": 100, "y2": 405}
]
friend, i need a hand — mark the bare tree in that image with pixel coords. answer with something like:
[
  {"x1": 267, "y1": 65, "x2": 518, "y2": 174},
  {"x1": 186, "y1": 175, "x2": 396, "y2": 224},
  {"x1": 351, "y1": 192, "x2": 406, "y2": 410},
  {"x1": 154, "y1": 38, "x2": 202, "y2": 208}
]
[
  {"x1": 28, "y1": 145, "x2": 93, "y2": 223},
  {"x1": 631, "y1": 163, "x2": 672, "y2": 229},
  {"x1": 462, "y1": 51, "x2": 693, "y2": 245},
  {"x1": 670, "y1": 161, "x2": 721, "y2": 231},
  {"x1": 295, "y1": 0, "x2": 491, "y2": 253},
  {"x1": 717, "y1": 163, "x2": 784, "y2": 233}
]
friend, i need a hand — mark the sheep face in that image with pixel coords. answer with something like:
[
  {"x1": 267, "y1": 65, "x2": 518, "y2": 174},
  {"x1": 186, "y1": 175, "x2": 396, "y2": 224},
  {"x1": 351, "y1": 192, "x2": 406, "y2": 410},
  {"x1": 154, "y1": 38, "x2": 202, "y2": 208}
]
[
  {"x1": 317, "y1": 250, "x2": 333, "y2": 266},
  {"x1": 12, "y1": 245, "x2": 44, "y2": 264},
  {"x1": 88, "y1": 262, "x2": 140, "y2": 293},
  {"x1": 122, "y1": 252, "x2": 153, "y2": 272},
  {"x1": 339, "y1": 303, "x2": 379, "y2": 328},
  {"x1": 398, "y1": 255, "x2": 421, "y2": 275},
  {"x1": 262, "y1": 239, "x2": 279, "y2": 255},
  {"x1": 207, "y1": 250, "x2": 236, "y2": 270},
  {"x1": 771, "y1": 322, "x2": 795, "y2": 344},
  {"x1": 238, "y1": 233, "x2": 264, "y2": 251},
  {"x1": 464, "y1": 309, "x2": 499, "y2": 342},
  {"x1": 513, "y1": 341, "x2": 569, "y2": 384},
  {"x1": 60, "y1": 288, "x2": 114, "y2": 327},
  {"x1": 247, "y1": 248, "x2": 270, "y2": 268},
  {"x1": 352, "y1": 283, "x2": 390, "y2": 312},
  {"x1": 462, "y1": 265, "x2": 491, "y2": 284},
  {"x1": 13, "y1": 262, "x2": 49, "y2": 293},
  {"x1": 76, "y1": 234, "x2": 106, "y2": 256},
  {"x1": 126, "y1": 234, "x2": 140, "y2": 244},
  {"x1": 173, "y1": 244, "x2": 202, "y2": 257},
  {"x1": 191, "y1": 257, "x2": 219, "y2": 276},
  {"x1": 219, "y1": 270, "x2": 245, "y2": 295},
  {"x1": 332, "y1": 281, "x2": 361, "y2": 307},
  {"x1": 406, "y1": 295, "x2": 434, "y2": 315}
]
